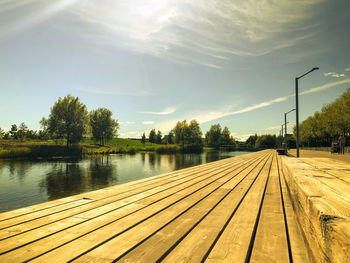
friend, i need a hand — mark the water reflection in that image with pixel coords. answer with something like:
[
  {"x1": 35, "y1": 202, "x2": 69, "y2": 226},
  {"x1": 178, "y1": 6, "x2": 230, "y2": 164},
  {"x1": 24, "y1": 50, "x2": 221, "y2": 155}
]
[
  {"x1": 0, "y1": 151, "x2": 250, "y2": 212},
  {"x1": 39, "y1": 156, "x2": 118, "y2": 200},
  {"x1": 89, "y1": 156, "x2": 118, "y2": 189}
]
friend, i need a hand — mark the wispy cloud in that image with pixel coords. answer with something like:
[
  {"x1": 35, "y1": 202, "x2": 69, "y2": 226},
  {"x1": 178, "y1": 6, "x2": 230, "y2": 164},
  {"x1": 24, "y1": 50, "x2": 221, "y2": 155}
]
[
  {"x1": 345, "y1": 66, "x2": 350, "y2": 72},
  {"x1": 154, "y1": 95, "x2": 289, "y2": 132},
  {"x1": 263, "y1": 125, "x2": 281, "y2": 131},
  {"x1": 143, "y1": 121, "x2": 154, "y2": 125},
  {"x1": 73, "y1": 86, "x2": 151, "y2": 97},
  {"x1": 138, "y1": 107, "x2": 176, "y2": 115},
  {"x1": 65, "y1": 0, "x2": 324, "y2": 68},
  {"x1": 119, "y1": 131, "x2": 142, "y2": 138},
  {"x1": 120, "y1": 121, "x2": 136, "y2": 126},
  {"x1": 0, "y1": 0, "x2": 79, "y2": 38},
  {"x1": 154, "y1": 78, "x2": 350, "y2": 132},
  {"x1": 300, "y1": 78, "x2": 350, "y2": 95},
  {"x1": 324, "y1": 72, "x2": 345, "y2": 78}
]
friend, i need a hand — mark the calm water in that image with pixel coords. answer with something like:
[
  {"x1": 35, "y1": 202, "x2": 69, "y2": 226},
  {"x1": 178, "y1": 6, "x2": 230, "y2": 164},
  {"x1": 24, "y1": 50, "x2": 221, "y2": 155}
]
[{"x1": 0, "y1": 151, "x2": 249, "y2": 213}]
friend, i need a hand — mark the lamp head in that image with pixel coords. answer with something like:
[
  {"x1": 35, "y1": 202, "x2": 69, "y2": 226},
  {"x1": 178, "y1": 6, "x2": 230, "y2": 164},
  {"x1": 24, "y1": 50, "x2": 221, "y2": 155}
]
[{"x1": 312, "y1": 67, "x2": 319, "y2": 71}]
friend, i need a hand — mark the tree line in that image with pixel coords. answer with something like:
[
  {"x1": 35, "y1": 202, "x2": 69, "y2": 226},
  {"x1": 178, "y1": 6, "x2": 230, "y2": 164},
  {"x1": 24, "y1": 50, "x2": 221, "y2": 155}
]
[
  {"x1": 296, "y1": 88, "x2": 350, "y2": 147},
  {"x1": 140, "y1": 121, "x2": 237, "y2": 152},
  {"x1": 0, "y1": 95, "x2": 119, "y2": 147}
]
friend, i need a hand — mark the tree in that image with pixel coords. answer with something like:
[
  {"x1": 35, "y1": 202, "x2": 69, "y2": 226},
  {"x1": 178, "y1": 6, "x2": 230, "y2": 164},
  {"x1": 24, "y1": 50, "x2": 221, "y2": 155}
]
[
  {"x1": 44, "y1": 95, "x2": 89, "y2": 147},
  {"x1": 156, "y1": 130, "x2": 162, "y2": 144},
  {"x1": 255, "y1": 135, "x2": 277, "y2": 148},
  {"x1": 173, "y1": 120, "x2": 188, "y2": 145},
  {"x1": 0, "y1": 128, "x2": 4, "y2": 139},
  {"x1": 17, "y1": 122, "x2": 28, "y2": 141},
  {"x1": 188, "y1": 120, "x2": 202, "y2": 145},
  {"x1": 205, "y1": 124, "x2": 222, "y2": 148},
  {"x1": 141, "y1": 133, "x2": 146, "y2": 144},
  {"x1": 9, "y1": 124, "x2": 18, "y2": 139},
  {"x1": 149, "y1": 129, "x2": 156, "y2": 143},
  {"x1": 167, "y1": 131, "x2": 174, "y2": 144},
  {"x1": 246, "y1": 134, "x2": 258, "y2": 148},
  {"x1": 220, "y1": 126, "x2": 235, "y2": 145},
  {"x1": 89, "y1": 108, "x2": 119, "y2": 145}
]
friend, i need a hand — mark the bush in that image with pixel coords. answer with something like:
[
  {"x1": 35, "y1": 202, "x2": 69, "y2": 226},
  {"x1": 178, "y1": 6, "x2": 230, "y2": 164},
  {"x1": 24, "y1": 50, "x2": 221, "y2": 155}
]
[
  {"x1": 181, "y1": 143, "x2": 203, "y2": 153},
  {"x1": 155, "y1": 145, "x2": 179, "y2": 154},
  {"x1": 0, "y1": 147, "x2": 31, "y2": 158}
]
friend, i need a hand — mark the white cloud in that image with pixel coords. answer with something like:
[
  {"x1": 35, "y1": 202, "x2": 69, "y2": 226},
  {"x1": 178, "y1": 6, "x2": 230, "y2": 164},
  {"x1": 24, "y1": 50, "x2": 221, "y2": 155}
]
[
  {"x1": 120, "y1": 121, "x2": 136, "y2": 126},
  {"x1": 142, "y1": 121, "x2": 154, "y2": 125},
  {"x1": 263, "y1": 125, "x2": 282, "y2": 131},
  {"x1": 154, "y1": 78, "x2": 350, "y2": 133},
  {"x1": 119, "y1": 131, "x2": 142, "y2": 138},
  {"x1": 138, "y1": 107, "x2": 176, "y2": 115},
  {"x1": 74, "y1": 86, "x2": 151, "y2": 97},
  {"x1": 345, "y1": 66, "x2": 350, "y2": 72},
  {"x1": 300, "y1": 78, "x2": 350, "y2": 95},
  {"x1": 154, "y1": 95, "x2": 290, "y2": 132},
  {"x1": 66, "y1": 0, "x2": 324, "y2": 67},
  {"x1": 0, "y1": 0, "x2": 79, "y2": 38},
  {"x1": 324, "y1": 72, "x2": 345, "y2": 78}
]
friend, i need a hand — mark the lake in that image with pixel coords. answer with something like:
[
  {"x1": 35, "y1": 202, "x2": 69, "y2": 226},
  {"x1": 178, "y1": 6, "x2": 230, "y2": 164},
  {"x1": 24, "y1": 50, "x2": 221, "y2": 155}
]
[{"x1": 0, "y1": 151, "x2": 249, "y2": 213}]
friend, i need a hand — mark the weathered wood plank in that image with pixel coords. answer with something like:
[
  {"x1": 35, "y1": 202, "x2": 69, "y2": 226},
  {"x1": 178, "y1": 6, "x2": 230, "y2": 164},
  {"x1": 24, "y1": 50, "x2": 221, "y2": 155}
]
[
  {"x1": 0, "y1": 152, "x2": 268, "y2": 262},
  {"x1": 249, "y1": 156, "x2": 289, "y2": 263},
  {"x1": 203, "y1": 153, "x2": 273, "y2": 262}
]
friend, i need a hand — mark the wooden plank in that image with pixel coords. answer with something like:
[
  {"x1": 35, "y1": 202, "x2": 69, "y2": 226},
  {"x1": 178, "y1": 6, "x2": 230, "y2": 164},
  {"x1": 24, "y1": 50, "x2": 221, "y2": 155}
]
[
  {"x1": 0, "y1": 155, "x2": 238, "y2": 221},
  {"x1": 249, "y1": 156, "x2": 289, "y2": 263},
  {"x1": 0, "y1": 152, "x2": 267, "y2": 262},
  {"x1": 281, "y1": 155, "x2": 350, "y2": 263},
  {"x1": 29, "y1": 153, "x2": 268, "y2": 262},
  {"x1": 135, "y1": 152, "x2": 272, "y2": 263},
  {"x1": 204, "y1": 153, "x2": 273, "y2": 262},
  {"x1": 277, "y1": 156, "x2": 314, "y2": 263},
  {"x1": 0, "y1": 154, "x2": 254, "y2": 253},
  {"x1": 0, "y1": 157, "x2": 237, "y2": 232}
]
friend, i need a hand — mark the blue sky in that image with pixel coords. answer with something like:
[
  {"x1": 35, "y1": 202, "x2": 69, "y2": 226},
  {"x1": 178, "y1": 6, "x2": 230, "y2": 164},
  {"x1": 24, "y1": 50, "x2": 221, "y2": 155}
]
[{"x1": 0, "y1": 0, "x2": 350, "y2": 140}]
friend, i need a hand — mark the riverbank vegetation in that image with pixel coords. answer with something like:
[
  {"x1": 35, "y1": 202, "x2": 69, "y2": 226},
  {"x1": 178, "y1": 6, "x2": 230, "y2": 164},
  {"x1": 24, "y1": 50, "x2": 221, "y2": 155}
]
[
  {"x1": 297, "y1": 88, "x2": 350, "y2": 147},
  {"x1": 0, "y1": 93, "x2": 299, "y2": 159}
]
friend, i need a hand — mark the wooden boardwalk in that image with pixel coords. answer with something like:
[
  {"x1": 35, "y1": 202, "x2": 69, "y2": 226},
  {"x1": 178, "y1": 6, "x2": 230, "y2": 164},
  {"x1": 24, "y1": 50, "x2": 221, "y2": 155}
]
[{"x1": 0, "y1": 150, "x2": 312, "y2": 262}]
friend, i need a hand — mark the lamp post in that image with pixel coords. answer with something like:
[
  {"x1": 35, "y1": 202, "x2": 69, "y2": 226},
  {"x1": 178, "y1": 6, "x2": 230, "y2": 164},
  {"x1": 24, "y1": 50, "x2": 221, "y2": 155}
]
[
  {"x1": 295, "y1": 67, "x2": 319, "y2": 157},
  {"x1": 284, "y1": 109, "x2": 295, "y2": 151}
]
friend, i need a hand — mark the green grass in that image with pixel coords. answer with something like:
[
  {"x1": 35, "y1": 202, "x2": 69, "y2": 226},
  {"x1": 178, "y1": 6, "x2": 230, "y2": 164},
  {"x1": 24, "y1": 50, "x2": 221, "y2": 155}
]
[
  {"x1": 0, "y1": 138, "x2": 204, "y2": 158},
  {"x1": 0, "y1": 147, "x2": 31, "y2": 158},
  {"x1": 81, "y1": 138, "x2": 154, "y2": 147}
]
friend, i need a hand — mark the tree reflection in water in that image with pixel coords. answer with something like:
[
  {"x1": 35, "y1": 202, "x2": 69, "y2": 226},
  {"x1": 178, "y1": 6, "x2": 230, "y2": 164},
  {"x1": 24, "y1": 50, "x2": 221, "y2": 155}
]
[
  {"x1": 0, "y1": 151, "x2": 248, "y2": 212},
  {"x1": 40, "y1": 156, "x2": 118, "y2": 200}
]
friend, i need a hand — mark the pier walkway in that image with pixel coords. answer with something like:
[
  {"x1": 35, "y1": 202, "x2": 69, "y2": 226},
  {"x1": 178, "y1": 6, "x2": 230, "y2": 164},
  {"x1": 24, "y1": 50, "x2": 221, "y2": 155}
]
[{"x1": 0, "y1": 150, "x2": 348, "y2": 262}]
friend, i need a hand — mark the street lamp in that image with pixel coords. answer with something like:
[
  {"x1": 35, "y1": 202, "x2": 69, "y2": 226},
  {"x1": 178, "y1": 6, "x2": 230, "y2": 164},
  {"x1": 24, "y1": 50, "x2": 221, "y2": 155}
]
[
  {"x1": 295, "y1": 67, "x2": 319, "y2": 157},
  {"x1": 284, "y1": 109, "x2": 295, "y2": 151}
]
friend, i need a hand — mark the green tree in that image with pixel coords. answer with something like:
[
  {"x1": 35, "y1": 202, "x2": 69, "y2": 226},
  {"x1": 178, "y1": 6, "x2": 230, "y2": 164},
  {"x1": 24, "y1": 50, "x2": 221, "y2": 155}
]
[
  {"x1": 17, "y1": 122, "x2": 28, "y2": 141},
  {"x1": 141, "y1": 133, "x2": 146, "y2": 144},
  {"x1": 156, "y1": 130, "x2": 162, "y2": 144},
  {"x1": 9, "y1": 124, "x2": 18, "y2": 139},
  {"x1": 89, "y1": 108, "x2": 119, "y2": 145},
  {"x1": 0, "y1": 128, "x2": 4, "y2": 139},
  {"x1": 246, "y1": 134, "x2": 258, "y2": 148},
  {"x1": 44, "y1": 95, "x2": 89, "y2": 147},
  {"x1": 205, "y1": 124, "x2": 222, "y2": 148},
  {"x1": 255, "y1": 135, "x2": 277, "y2": 148},
  {"x1": 173, "y1": 120, "x2": 188, "y2": 145},
  {"x1": 167, "y1": 131, "x2": 174, "y2": 144},
  {"x1": 149, "y1": 129, "x2": 156, "y2": 143},
  {"x1": 220, "y1": 126, "x2": 235, "y2": 145},
  {"x1": 188, "y1": 120, "x2": 202, "y2": 145}
]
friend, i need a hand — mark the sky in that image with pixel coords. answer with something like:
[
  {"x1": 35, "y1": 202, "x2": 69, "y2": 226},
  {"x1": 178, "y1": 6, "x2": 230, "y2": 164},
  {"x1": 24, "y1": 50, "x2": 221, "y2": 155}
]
[{"x1": 0, "y1": 0, "x2": 350, "y2": 140}]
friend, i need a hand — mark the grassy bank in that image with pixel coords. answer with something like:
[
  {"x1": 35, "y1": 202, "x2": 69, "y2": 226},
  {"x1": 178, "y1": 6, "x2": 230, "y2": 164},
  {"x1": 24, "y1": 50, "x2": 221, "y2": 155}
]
[
  {"x1": 0, "y1": 138, "x2": 254, "y2": 159},
  {"x1": 0, "y1": 139, "x2": 182, "y2": 158}
]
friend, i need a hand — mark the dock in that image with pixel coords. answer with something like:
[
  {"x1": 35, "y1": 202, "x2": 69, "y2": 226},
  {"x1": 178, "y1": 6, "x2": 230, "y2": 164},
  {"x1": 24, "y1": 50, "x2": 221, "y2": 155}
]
[{"x1": 0, "y1": 150, "x2": 349, "y2": 262}]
